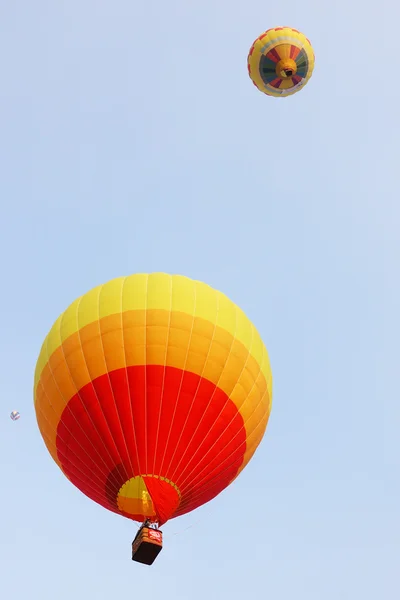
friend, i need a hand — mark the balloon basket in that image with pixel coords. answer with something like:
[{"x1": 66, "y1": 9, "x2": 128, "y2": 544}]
[{"x1": 132, "y1": 526, "x2": 163, "y2": 565}]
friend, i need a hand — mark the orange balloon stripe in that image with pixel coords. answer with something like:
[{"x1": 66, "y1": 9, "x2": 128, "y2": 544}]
[{"x1": 55, "y1": 365, "x2": 247, "y2": 524}]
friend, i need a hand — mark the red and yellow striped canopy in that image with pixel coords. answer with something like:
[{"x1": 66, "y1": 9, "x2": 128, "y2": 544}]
[
  {"x1": 34, "y1": 273, "x2": 273, "y2": 525},
  {"x1": 247, "y1": 26, "x2": 315, "y2": 97}
]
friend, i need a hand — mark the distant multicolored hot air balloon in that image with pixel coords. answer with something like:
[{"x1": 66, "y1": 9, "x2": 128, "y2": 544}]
[
  {"x1": 34, "y1": 273, "x2": 273, "y2": 563},
  {"x1": 248, "y1": 26, "x2": 315, "y2": 97},
  {"x1": 10, "y1": 410, "x2": 20, "y2": 421}
]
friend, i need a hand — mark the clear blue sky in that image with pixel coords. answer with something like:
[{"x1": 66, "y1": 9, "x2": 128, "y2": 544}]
[{"x1": 0, "y1": 1, "x2": 395, "y2": 598}]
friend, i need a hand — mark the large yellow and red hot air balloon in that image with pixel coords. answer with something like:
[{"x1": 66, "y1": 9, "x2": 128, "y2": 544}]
[
  {"x1": 248, "y1": 26, "x2": 315, "y2": 97},
  {"x1": 34, "y1": 273, "x2": 272, "y2": 559}
]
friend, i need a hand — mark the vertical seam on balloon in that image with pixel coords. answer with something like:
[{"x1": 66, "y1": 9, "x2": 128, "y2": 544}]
[
  {"x1": 179, "y1": 402, "x2": 268, "y2": 503},
  {"x1": 170, "y1": 298, "x2": 242, "y2": 485},
  {"x1": 144, "y1": 273, "x2": 149, "y2": 474},
  {"x1": 176, "y1": 454, "x2": 247, "y2": 513},
  {"x1": 239, "y1": 409, "x2": 270, "y2": 467},
  {"x1": 166, "y1": 285, "x2": 223, "y2": 482},
  {"x1": 178, "y1": 347, "x2": 268, "y2": 496},
  {"x1": 35, "y1": 387, "x2": 120, "y2": 499},
  {"x1": 39, "y1": 427, "x2": 117, "y2": 507},
  {"x1": 121, "y1": 275, "x2": 142, "y2": 476},
  {"x1": 66, "y1": 291, "x2": 125, "y2": 490},
  {"x1": 94, "y1": 282, "x2": 131, "y2": 483},
  {"x1": 176, "y1": 450, "x2": 247, "y2": 510},
  {"x1": 264, "y1": 340, "x2": 273, "y2": 412},
  {"x1": 46, "y1": 311, "x2": 121, "y2": 491},
  {"x1": 177, "y1": 405, "x2": 269, "y2": 513},
  {"x1": 158, "y1": 277, "x2": 197, "y2": 476},
  {"x1": 50, "y1": 437, "x2": 119, "y2": 506},
  {"x1": 99, "y1": 280, "x2": 135, "y2": 478},
  {"x1": 152, "y1": 273, "x2": 173, "y2": 476},
  {"x1": 111, "y1": 277, "x2": 135, "y2": 478},
  {"x1": 179, "y1": 332, "x2": 266, "y2": 492},
  {"x1": 72, "y1": 292, "x2": 127, "y2": 491},
  {"x1": 177, "y1": 399, "x2": 270, "y2": 509},
  {"x1": 172, "y1": 300, "x2": 244, "y2": 487},
  {"x1": 177, "y1": 326, "x2": 270, "y2": 495},
  {"x1": 41, "y1": 316, "x2": 122, "y2": 494},
  {"x1": 160, "y1": 282, "x2": 214, "y2": 478}
]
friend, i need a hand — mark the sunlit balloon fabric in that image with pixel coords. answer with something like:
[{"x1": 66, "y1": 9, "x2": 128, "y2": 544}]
[
  {"x1": 10, "y1": 410, "x2": 20, "y2": 421},
  {"x1": 34, "y1": 274, "x2": 273, "y2": 526},
  {"x1": 247, "y1": 26, "x2": 315, "y2": 97}
]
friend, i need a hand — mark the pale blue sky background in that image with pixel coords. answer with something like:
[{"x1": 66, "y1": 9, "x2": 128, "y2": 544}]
[{"x1": 0, "y1": 1, "x2": 396, "y2": 598}]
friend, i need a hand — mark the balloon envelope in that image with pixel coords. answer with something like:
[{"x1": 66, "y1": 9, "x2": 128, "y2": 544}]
[
  {"x1": 248, "y1": 26, "x2": 315, "y2": 97},
  {"x1": 34, "y1": 273, "x2": 273, "y2": 525},
  {"x1": 10, "y1": 410, "x2": 20, "y2": 421}
]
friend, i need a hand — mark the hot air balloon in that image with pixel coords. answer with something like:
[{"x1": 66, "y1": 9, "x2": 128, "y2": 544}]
[
  {"x1": 247, "y1": 26, "x2": 315, "y2": 97},
  {"x1": 34, "y1": 273, "x2": 272, "y2": 564},
  {"x1": 10, "y1": 410, "x2": 20, "y2": 421}
]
